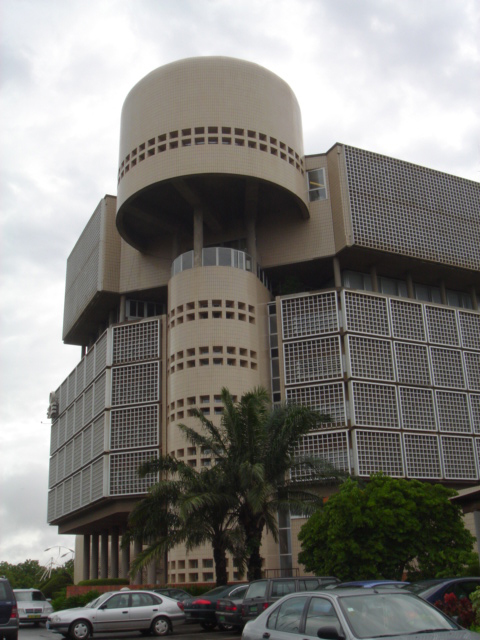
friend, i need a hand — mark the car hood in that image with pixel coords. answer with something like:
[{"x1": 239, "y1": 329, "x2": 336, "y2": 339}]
[{"x1": 50, "y1": 606, "x2": 92, "y2": 619}]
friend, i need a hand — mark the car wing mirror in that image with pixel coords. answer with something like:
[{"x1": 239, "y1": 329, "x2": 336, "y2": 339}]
[{"x1": 317, "y1": 626, "x2": 345, "y2": 640}]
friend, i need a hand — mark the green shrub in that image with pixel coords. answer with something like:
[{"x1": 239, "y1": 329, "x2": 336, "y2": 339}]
[
  {"x1": 51, "y1": 590, "x2": 101, "y2": 612},
  {"x1": 40, "y1": 572, "x2": 73, "y2": 599}
]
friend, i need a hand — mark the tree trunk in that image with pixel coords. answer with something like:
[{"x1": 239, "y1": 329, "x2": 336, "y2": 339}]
[
  {"x1": 213, "y1": 540, "x2": 228, "y2": 586},
  {"x1": 246, "y1": 524, "x2": 264, "y2": 581}
]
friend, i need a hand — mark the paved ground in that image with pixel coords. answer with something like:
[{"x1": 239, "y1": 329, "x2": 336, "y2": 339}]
[{"x1": 19, "y1": 623, "x2": 241, "y2": 640}]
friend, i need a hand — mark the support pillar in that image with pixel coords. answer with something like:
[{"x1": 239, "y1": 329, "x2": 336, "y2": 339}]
[
  {"x1": 100, "y1": 531, "x2": 109, "y2": 579},
  {"x1": 82, "y1": 535, "x2": 90, "y2": 581},
  {"x1": 440, "y1": 280, "x2": 447, "y2": 305},
  {"x1": 110, "y1": 527, "x2": 119, "y2": 579},
  {"x1": 406, "y1": 272, "x2": 414, "y2": 299},
  {"x1": 120, "y1": 535, "x2": 130, "y2": 580},
  {"x1": 245, "y1": 181, "x2": 258, "y2": 273},
  {"x1": 333, "y1": 257, "x2": 341, "y2": 288},
  {"x1": 370, "y1": 266, "x2": 378, "y2": 292},
  {"x1": 91, "y1": 533, "x2": 99, "y2": 580},
  {"x1": 119, "y1": 294, "x2": 126, "y2": 322},
  {"x1": 133, "y1": 538, "x2": 143, "y2": 585},
  {"x1": 193, "y1": 207, "x2": 204, "y2": 268},
  {"x1": 471, "y1": 286, "x2": 478, "y2": 311}
]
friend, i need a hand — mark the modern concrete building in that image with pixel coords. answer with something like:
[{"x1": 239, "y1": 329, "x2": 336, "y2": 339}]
[{"x1": 47, "y1": 56, "x2": 480, "y2": 584}]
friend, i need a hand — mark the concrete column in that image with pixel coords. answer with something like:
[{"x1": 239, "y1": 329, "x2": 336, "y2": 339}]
[
  {"x1": 147, "y1": 560, "x2": 156, "y2": 586},
  {"x1": 406, "y1": 272, "x2": 414, "y2": 299},
  {"x1": 100, "y1": 531, "x2": 109, "y2": 578},
  {"x1": 82, "y1": 535, "x2": 90, "y2": 581},
  {"x1": 120, "y1": 536, "x2": 130, "y2": 580},
  {"x1": 110, "y1": 527, "x2": 119, "y2": 579},
  {"x1": 119, "y1": 295, "x2": 126, "y2": 322},
  {"x1": 193, "y1": 207, "x2": 203, "y2": 268},
  {"x1": 90, "y1": 533, "x2": 99, "y2": 580},
  {"x1": 133, "y1": 538, "x2": 143, "y2": 585},
  {"x1": 471, "y1": 286, "x2": 478, "y2": 311},
  {"x1": 370, "y1": 266, "x2": 378, "y2": 292},
  {"x1": 333, "y1": 257, "x2": 342, "y2": 288},
  {"x1": 440, "y1": 280, "x2": 447, "y2": 305}
]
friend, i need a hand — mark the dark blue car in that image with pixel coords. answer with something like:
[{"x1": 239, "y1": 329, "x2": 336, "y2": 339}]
[
  {"x1": 330, "y1": 579, "x2": 409, "y2": 589},
  {"x1": 407, "y1": 577, "x2": 480, "y2": 604}
]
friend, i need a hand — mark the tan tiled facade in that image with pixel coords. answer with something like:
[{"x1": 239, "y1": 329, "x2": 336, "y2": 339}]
[{"x1": 48, "y1": 57, "x2": 480, "y2": 585}]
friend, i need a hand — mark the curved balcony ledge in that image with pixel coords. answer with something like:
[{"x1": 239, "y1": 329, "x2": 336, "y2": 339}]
[{"x1": 171, "y1": 247, "x2": 271, "y2": 290}]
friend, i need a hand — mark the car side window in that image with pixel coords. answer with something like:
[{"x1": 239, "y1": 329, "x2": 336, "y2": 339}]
[
  {"x1": 305, "y1": 597, "x2": 341, "y2": 638},
  {"x1": 272, "y1": 580, "x2": 297, "y2": 598},
  {"x1": 131, "y1": 593, "x2": 157, "y2": 607},
  {"x1": 452, "y1": 581, "x2": 480, "y2": 599},
  {"x1": 104, "y1": 594, "x2": 130, "y2": 609},
  {"x1": 231, "y1": 585, "x2": 248, "y2": 597},
  {"x1": 267, "y1": 596, "x2": 308, "y2": 634}
]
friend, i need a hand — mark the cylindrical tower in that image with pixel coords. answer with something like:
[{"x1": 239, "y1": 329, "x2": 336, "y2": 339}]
[{"x1": 115, "y1": 57, "x2": 307, "y2": 582}]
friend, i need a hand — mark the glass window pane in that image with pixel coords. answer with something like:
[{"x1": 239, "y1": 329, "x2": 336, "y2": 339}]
[
  {"x1": 218, "y1": 247, "x2": 232, "y2": 266},
  {"x1": 202, "y1": 247, "x2": 217, "y2": 266}
]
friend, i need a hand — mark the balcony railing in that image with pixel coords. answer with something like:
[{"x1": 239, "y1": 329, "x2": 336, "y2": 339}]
[{"x1": 171, "y1": 247, "x2": 271, "y2": 289}]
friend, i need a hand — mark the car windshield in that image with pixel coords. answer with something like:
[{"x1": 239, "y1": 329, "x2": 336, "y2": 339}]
[
  {"x1": 14, "y1": 591, "x2": 46, "y2": 602},
  {"x1": 86, "y1": 592, "x2": 116, "y2": 608},
  {"x1": 339, "y1": 592, "x2": 458, "y2": 639}
]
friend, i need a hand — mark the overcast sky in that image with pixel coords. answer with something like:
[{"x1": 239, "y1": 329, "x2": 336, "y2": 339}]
[{"x1": 1, "y1": 0, "x2": 479, "y2": 568}]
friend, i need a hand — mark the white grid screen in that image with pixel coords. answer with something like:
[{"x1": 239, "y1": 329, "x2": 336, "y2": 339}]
[
  {"x1": 285, "y1": 383, "x2": 346, "y2": 428},
  {"x1": 347, "y1": 336, "x2": 394, "y2": 381},
  {"x1": 351, "y1": 381, "x2": 399, "y2": 428},
  {"x1": 441, "y1": 436, "x2": 478, "y2": 480},
  {"x1": 291, "y1": 430, "x2": 350, "y2": 480},
  {"x1": 354, "y1": 430, "x2": 404, "y2": 477},
  {"x1": 425, "y1": 306, "x2": 459, "y2": 346},
  {"x1": 109, "y1": 450, "x2": 158, "y2": 495},
  {"x1": 113, "y1": 319, "x2": 160, "y2": 364},
  {"x1": 343, "y1": 291, "x2": 389, "y2": 336},
  {"x1": 403, "y1": 433, "x2": 442, "y2": 478},
  {"x1": 459, "y1": 311, "x2": 480, "y2": 350},
  {"x1": 111, "y1": 405, "x2": 159, "y2": 450},
  {"x1": 394, "y1": 342, "x2": 431, "y2": 386},
  {"x1": 111, "y1": 362, "x2": 159, "y2": 406},
  {"x1": 390, "y1": 299, "x2": 425, "y2": 342},
  {"x1": 471, "y1": 395, "x2": 480, "y2": 434},
  {"x1": 436, "y1": 391, "x2": 471, "y2": 433},
  {"x1": 431, "y1": 347, "x2": 465, "y2": 388},
  {"x1": 399, "y1": 387, "x2": 436, "y2": 430},
  {"x1": 281, "y1": 292, "x2": 338, "y2": 340},
  {"x1": 465, "y1": 352, "x2": 480, "y2": 391},
  {"x1": 284, "y1": 337, "x2": 342, "y2": 384}
]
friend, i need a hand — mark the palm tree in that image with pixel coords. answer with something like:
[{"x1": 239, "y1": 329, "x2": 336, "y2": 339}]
[
  {"x1": 125, "y1": 456, "x2": 238, "y2": 585},
  {"x1": 176, "y1": 387, "x2": 344, "y2": 580}
]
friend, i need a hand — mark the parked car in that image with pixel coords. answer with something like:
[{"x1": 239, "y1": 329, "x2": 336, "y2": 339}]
[
  {"x1": 46, "y1": 589, "x2": 185, "y2": 639},
  {"x1": 406, "y1": 577, "x2": 480, "y2": 604},
  {"x1": 241, "y1": 576, "x2": 339, "y2": 625},
  {"x1": 13, "y1": 588, "x2": 53, "y2": 625},
  {"x1": 216, "y1": 592, "x2": 246, "y2": 632},
  {"x1": 183, "y1": 583, "x2": 248, "y2": 630},
  {"x1": 152, "y1": 587, "x2": 191, "y2": 602},
  {"x1": 330, "y1": 579, "x2": 409, "y2": 589},
  {"x1": 241, "y1": 587, "x2": 480, "y2": 640},
  {"x1": 0, "y1": 576, "x2": 18, "y2": 640}
]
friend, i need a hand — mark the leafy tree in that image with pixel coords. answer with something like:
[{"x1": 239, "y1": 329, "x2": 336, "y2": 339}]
[
  {"x1": 0, "y1": 559, "x2": 43, "y2": 588},
  {"x1": 298, "y1": 474, "x2": 477, "y2": 581}
]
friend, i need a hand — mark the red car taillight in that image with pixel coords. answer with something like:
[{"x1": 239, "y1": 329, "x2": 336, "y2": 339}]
[
  {"x1": 262, "y1": 602, "x2": 270, "y2": 611},
  {"x1": 11, "y1": 605, "x2": 18, "y2": 620},
  {"x1": 192, "y1": 599, "x2": 212, "y2": 605},
  {"x1": 225, "y1": 605, "x2": 237, "y2": 612},
  {"x1": 177, "y1": 602, "x2": 184, "y2": 611}
]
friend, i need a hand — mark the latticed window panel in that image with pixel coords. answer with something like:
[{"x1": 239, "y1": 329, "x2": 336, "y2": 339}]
[
  {"x1": 92, "y1": 415, "x2": 106, "y2": 458},
  {"x1": 95, "y1": 331, "x2": 108, "y2": 374},
  {"x1": 55, "y1": 484, "x2": 64, "y2": 520},
  {"x1": 91, "y1": 458, "x2": 105, "y2": 501},
  {"x1": 441, "y1": 436, "x2": 478, "y2": 480},
  {"x1": 465, "y1": 352, "x2": 480, "y2": 391},
  {"x1": 291, "y1": 430, "x2": 350, "y2": 481},
  {"x1": 343, "y1": 291, "x2": 389, "y2": 336},
  {"x1": 63, "y1": 478, "x2": 72, "y2": 514},
  {"x1": 58, "y1": 413, "x2": 66, "y2": 448},
  {"x1": 459, "y1": 311, "x2": 480, "y2": 350},
  {"x1": 399, "y1": 386, "x2": 436, "y2": 430},
  {"x1": 284, "y1": 337, "x2": 342, "y2": 385},
  {"x1": 73, "y1": 434, "x2": 82, "y2": 472},
  {"x1": 94, "y1": 372, "x2": 106, "y2": 418},
  {"x1": 84, "y1": 385, "x2": 93, "y2": 426},
  {"x1": 471, "y1": 395, "x2": 480, "y2": 434},
  {"x1": 403, "y1": 433, "x2": 442, "y2": 479},
  {"x1": 83, "y1": 425, "x2": 92, "y2": 465},
  {"x1": 47, "y1": 490, "x2": 55, "y2": 523},
  {"x1": 49, "y1": 453, "x2": 57, "y2": 488},
  {"x1": 435, "y1": 390, "x2": 471, "y2": 433},
  {"x1": 72, "y1": 473, "x2": 81, "y2": 511},
  {"x1": 75, "y1": 398, "x2": 83, "y2": 433},
  {"x1": 111, "y1": 405, "x2": 159, "y2": 450},
  {"x1": 394, "y1": 342, "x2": 431, "y2": 386},
  {"x1": 347, "y1": 336, "x2": 394, "y2": 381},
  {"x1": 68, "y1": 371, "x2": 76, "y2": 406},
  {"x1": 351, "y1": 381, "x2": 399, "y2": 428},
  {"x1": 76, "y1": 359, "x2": 85, "y2": 397},
  {"x1": 425, "y1": 305, "x2": 459, "y2": 346},
  {"x1": 65, "y1": 441, "x2": 73, "y2": 477},
  {"x1": 109, "y1": 450, "x2": 159, "y2": 495},
  {"x1": 430, "y1": 347, "x2": 465, "y2": 389},
  {"x1": 353, "y1": 430, "x2": 404, "y2": 477},
  {"x1": 66, "y1": 407, "x2": 74, "y2": 440},
  {"x1": 50, "y1": 421, "x2": 58, "y2": 454},
  {"x1": 57, "y1": 448, "x2": 65, "y2": 483},
  {"x1": 111, "y1": 362, "x2": 159, "y2": 406},
  {"x1": 81, "y1": 466, "x2": 91, "y2": 506},
  {"x1": 113, "y1": 319, "x2": 160, "y2": 364},
  {"x1": 285, "y1": 383, "x2": 347, "y2": 428},
  {"x1": 344, "y1": 145, "x2": 480, "y2": 271},
  {"x1": 85, "y1": 349, "x2": 95, "y2": 386},
  {"x1": 390, "y1": 299, "x2": 426, "y2": 342},
  {"x1": 281, "y1": 292, "x2": 339, "y2": 340}
]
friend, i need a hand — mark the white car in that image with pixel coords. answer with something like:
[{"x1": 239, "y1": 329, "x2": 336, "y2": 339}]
[
  {"x1": 46, "y1": 589, "x2": 185, "y2": 639},
  {"x1": 13, "y1": 588, "x2": 53, "y2": 625}
]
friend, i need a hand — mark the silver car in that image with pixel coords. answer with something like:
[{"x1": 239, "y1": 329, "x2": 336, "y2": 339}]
[
  {"x1": 241, "y1": 588, "x2": 480, "y2": 640},
  {"x1": 14, "y1": 588, "x2": 53, "y2": 625},
  {"x1": 46, "y1": 589, "x2": 185, "y2": 639}
]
